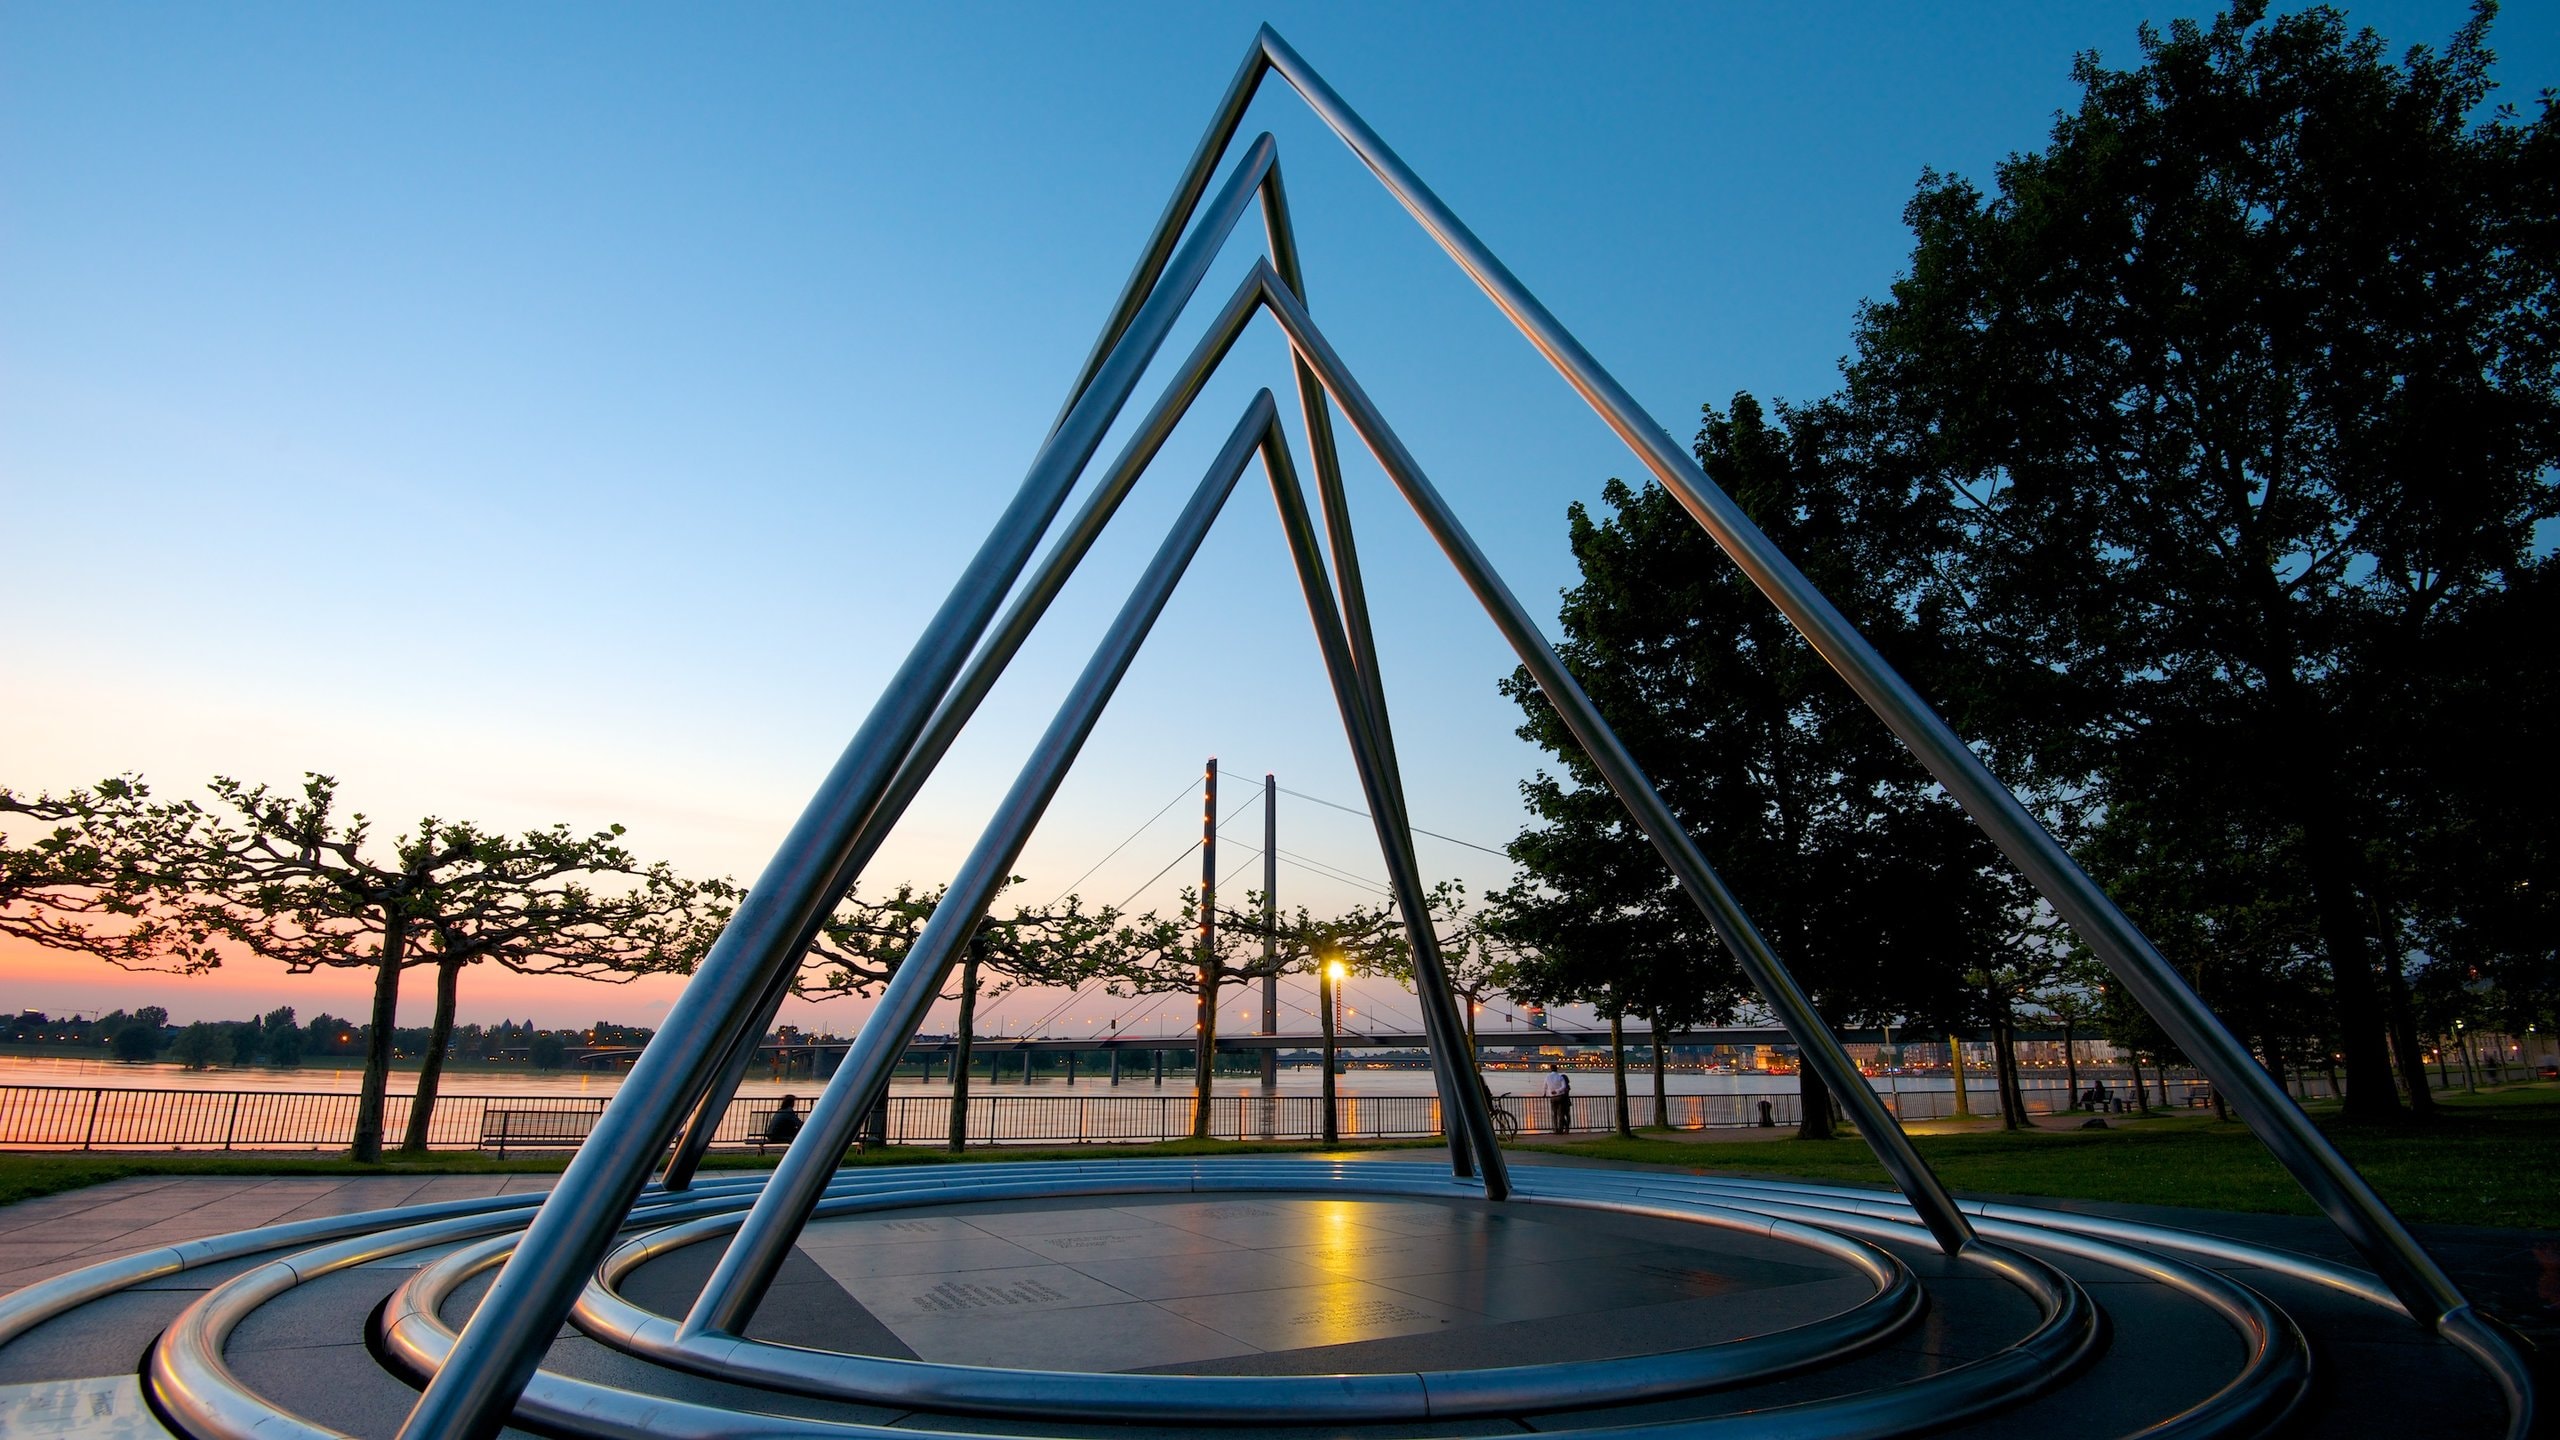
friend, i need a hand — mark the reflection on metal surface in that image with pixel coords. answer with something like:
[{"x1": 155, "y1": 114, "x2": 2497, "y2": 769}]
[
  {"x1": 64, "y1": 1157, "x2": 2365, "y2": 1440},
  {"x1": 70, "y1": 22, "x2": 2530, "y2": 1440}
]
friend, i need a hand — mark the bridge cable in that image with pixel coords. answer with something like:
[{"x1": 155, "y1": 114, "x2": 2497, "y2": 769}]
[
  {"x1": 1218, "y1": 766, "x2": 1514, "y2": 860},
  {"x1": 1043, "y1": 778, "x2": 1197, "y2": 907}
]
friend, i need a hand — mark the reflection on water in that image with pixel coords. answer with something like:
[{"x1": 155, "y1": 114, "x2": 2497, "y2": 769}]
[{"x1": 0, "y1": 1051, "x2": 2014, "y2": 1099}]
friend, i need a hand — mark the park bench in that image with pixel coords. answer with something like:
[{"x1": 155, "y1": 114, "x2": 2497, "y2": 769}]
[{"x1": 480, "y1": 1107, "x2": 601, "y2": 1155}]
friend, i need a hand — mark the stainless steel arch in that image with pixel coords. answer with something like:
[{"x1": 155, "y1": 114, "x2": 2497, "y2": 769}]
[
  {"x1": 1091, "y1": 22, "x2": 2527, "y2": 1422},
  {"x1": 390, "y1": 26, "x2": 2533, "y2": 1440}
]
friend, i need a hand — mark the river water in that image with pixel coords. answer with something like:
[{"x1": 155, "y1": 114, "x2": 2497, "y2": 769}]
[{"x1": 0, "y1": 1051, "x2": 2087, "y2": 1102}]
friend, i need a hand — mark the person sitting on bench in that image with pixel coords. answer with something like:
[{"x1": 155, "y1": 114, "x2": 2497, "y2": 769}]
[{"x1": 765, "y1": 1094, "x2": 804, "y2": 1144}]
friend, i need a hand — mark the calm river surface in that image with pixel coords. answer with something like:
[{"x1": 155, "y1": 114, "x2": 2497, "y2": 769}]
[{"x1": 0, "y1": 1051, "x2": 2066, "y2": 1100}]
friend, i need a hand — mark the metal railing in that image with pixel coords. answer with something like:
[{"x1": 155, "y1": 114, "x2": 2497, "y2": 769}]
[{"x1": 0, "y1": 1077, "x2": 2257, "y2": 1153}]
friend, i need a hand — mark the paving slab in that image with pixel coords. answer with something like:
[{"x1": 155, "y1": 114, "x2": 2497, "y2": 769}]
[
  {"x1": 0, "y1": 1375, "x2": 174, "y2": 1438},
  {"x1": 0, "y1": 1291, "x2": 187, "y2": 1386}
]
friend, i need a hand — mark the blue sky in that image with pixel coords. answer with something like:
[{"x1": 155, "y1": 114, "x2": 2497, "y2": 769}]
[{"x1": 5, "y1": 2, "x2": 2548, "y2": 1033}]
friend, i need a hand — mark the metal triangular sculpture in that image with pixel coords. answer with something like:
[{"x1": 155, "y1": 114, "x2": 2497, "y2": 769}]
[{"x1": 394, "y1": 27, "x2": 2534, "y2": 1440}]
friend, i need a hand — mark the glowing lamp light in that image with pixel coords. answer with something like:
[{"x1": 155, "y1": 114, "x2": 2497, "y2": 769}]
[{"x1": 1325, "y1": 959, "x2": 1347, "y2": 982}]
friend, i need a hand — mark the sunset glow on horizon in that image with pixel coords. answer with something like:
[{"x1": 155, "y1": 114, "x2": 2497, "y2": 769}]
[{"x1": 9, "y1": 1, "x2": 2538, "y2": 1039}]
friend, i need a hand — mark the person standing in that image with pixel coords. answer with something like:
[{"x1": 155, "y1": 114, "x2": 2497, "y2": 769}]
[{"x1": 1543, "y1": 1064, "x2": 1572, "y2": 1134}]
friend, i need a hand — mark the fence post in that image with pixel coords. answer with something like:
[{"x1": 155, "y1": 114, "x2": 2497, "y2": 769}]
[
  {"x1": 223, "y1": 1093, "x2": 241, "y2": 1151},
  {"x1": 81, "y1": 1089, "x2": 102, "y2": 1151}
]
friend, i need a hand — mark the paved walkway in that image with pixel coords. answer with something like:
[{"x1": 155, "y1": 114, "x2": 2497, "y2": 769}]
[{"x1": 0, "y1": 1174, "x2": 561, "y2": 1297}]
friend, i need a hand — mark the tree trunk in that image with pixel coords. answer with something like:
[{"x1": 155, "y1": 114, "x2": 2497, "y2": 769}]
[
  {"x1": 1796, "y1": 1061, "x2": 1834, "y2": 1140},
  {"x1": 1991, "y1": 1009, "x2": 2025, "y2": 1131},
  {"x1": 2131, "y1": 1053, "x2": 2150, "y2": 1114},
  {"x1": 1649, "y1": 1013, "x2": 1670, "y2": 1129},
  {"x1": 400, "y1": 955, "x2": 463, "y2": 1153},
  {"x1": 1947, "y1": 1035, "x2": 1973, "y2": 1120},
  {"x1": 2380, "y1": 947, "x2": 2438, "y2": 1117},
  {"x1": 1189, "y1": 969, "x2": 1220, "y2": 1140},
  {"x1": 2061, "y1": 1018, "x2": 2080, "y2": 1110},
  {"x1": 2260, "y1": 1035, "x2": 2288, "y2": 1096},
  {"x1": 2246, "y1": 584, "x2": 2400, "y2": 1120},
  {"x1": 2296, "y1": 818, "x2": 2399, "y2": 1117},
  {"x1": 1609, "y1": 1012, "x2": 1632, "y2": 1139},
  {"x1": 350, "y1": 924, "x2": 405, "y2": 1164},
  {"x1": 947, "y1": 942, "x2": 981, "y2": 1152}
]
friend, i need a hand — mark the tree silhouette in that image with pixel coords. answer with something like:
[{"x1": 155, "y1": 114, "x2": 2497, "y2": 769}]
[
  {"x1": 785, "y1": 881, "x2": 1114, "y2": 1149},
  {"x1": 1, "y1": 777, "x2": 218, "y2": 971},
  {"x1": 1838, "y1": 2, "x2": 2558, "y2": 1117},
  {"x1": 1501, "y1": 399, "x2": 2004, "y2": 1140},
  {"x1": 152, "y1": 774, "x2": 714, "y2": 1161},
  {"x1": 1098, "y1": 888, "x2": 1428, "y2": 1139}
]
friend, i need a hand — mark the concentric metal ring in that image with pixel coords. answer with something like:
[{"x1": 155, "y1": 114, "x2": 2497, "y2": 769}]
[{"x1": 55, "y1": 1158, "x2": 2354, "y2": 1440}]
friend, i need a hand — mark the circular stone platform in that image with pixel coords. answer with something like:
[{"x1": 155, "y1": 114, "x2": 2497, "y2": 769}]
[
  {"x1": 0, "y1": 1154, "x2": 2533, "y2": 1440},
  {"x1": 630, "y1": 1193, "x2": 1885, "y2": 1376}
]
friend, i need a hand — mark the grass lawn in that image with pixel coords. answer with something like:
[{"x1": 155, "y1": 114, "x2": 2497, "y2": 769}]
[
  {"x1": 4, "y1": 1089, "x2": 2549, "y2": 1230},
  {"x1": 1547, "y1": 1083, "x2": 2560, "y2": 1230},
  {"x1": 0, "y1": 1135, "x2": 1437, "y2": 1210}
]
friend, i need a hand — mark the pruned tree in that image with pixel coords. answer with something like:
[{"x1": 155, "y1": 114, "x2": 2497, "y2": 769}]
[
  {"x1": 1, "y1": 777, "x2": 218, "y2": 971},
  {"x1": 1337, "y1": 880, "x2": 1536, "y2": 1055},
  {"x1": 146, "y1": 774, "x2": 713, "y2": 1161},
  {"x1": 789, "y1": 882, "x2": 1114, "y2": 1150},
  {"x1": 1098, "y1": 888, "x2": 1418, "y2": 1139},
  {"x1": 396, "y1": 831, "x2": 711, "y2": 1151}
]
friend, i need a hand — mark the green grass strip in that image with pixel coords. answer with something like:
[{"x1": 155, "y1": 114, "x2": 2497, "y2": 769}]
[{"x1": 1545, "y1": 1084, "x2": 2560, "y2": 1230}]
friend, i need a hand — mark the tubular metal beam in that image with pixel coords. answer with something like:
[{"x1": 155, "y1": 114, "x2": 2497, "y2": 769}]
[
  {"x1": 396, "y1": 137, "x2": 1281, "y2": 1440},
  {"x1": 1256, "y1": 26, "x2": 2513, "y2": 1368},
  {"x1": 387, "y1": 25, "x2": 2529, "y2": 1437},
  {"x1": 1088, "y1": 24, "x2": 2501, "y2": 1384},
  {"x1": 1256, "y1": 153, "x2": 1478, "y2": 1177},
  {"x1": 1250, "y1": 265, "x2": 1962, "y2": 1251},
  {"x1": 683, "y1": 395, "x2": 1283, "y2": 1337},
  {"x1": 1254, "y1": 20, "x2": 2478, "y2": 1324},
  {"x1": 1257, "y1": 414, "x2": 1510, "y2": 1198},
  {"x1": 663, "y1": 962, "x2": 799, "y2": 1188},
  {"x1": 659, "y1": 159, "x2": 1288, "y2": 1191}
]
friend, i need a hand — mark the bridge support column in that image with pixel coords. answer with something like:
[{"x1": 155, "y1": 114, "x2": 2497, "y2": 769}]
[{"x1": 1109, "y1": 1049, "x2": 1121, "y2": 1086}]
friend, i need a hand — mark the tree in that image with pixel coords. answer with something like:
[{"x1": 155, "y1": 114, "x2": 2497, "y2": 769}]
[
  {"x1": 261, "y1": 1007, "x2": 304, "y2": 1068},
  {"x1": 1488, "y1": 896, "x2": 1644, "y2": 1139},
  {"x1": 172, "y1": 1021, "x2": 230, "y2": 1070},
  {"x1": 2026, "y1": 957, "x2": 2109, "y2": 1109},
  {"x1": 1501, "y1": 397, "x2": 2006, "y2": 1141},
  {"x1": 528, "y1": 1033, "x2": 567, "y2": 1070},
  {"x1": 110, "y1": 1020, "x2": 161, "y2": 1063},
  {"x1": 1353, "y1": 881, "x2": 1552, "y2": 1055},
  {"x1": 143, "y1": 774, "x2": 711, "y2": 1161},
  {"x1": 786, "y1": 883, "x2": 1113, "y2": 1150},
  {"x1": 395, "y1": 827, "x2": 709, "y2": 1151},
  {"x1": 1838, "y1": 2, "x2": 2559, "y2": 1118},
  {"x1": 1099, "y1": 890, "x2": 1419, "y2": 1139},
  {"x1": 2373, "y1": 558, "x2": 2559, "y2": 1079},
  {"x1": 1, "y1": 778, "x2": 217, "y2": 970}
]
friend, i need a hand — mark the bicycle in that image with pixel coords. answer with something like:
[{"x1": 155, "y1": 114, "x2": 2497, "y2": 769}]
[{"x1": 1487, "y1": 1094, "x2": 1520, "y2": 1141}]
